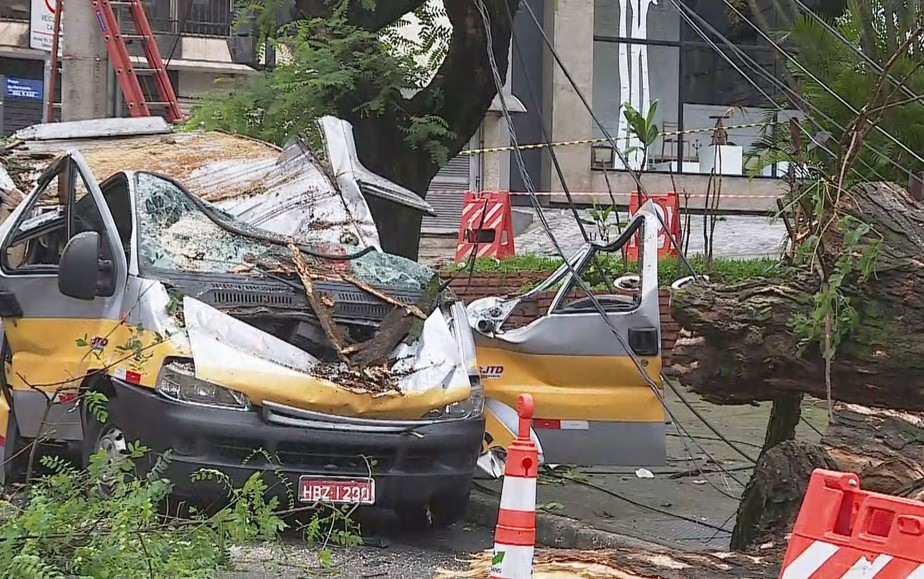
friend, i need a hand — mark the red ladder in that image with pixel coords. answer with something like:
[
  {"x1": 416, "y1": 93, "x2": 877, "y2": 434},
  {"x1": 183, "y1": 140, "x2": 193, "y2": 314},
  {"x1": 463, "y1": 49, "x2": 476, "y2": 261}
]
[{"x1": 90, "y1": 0, "x2": 182, "y2": 123}]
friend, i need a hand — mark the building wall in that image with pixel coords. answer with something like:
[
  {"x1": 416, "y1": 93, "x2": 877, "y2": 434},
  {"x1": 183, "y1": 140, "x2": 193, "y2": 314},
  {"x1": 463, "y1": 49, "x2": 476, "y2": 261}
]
[
  {"x1": 0, "y1": 0, "x2": 254, "y2": 135},
  {"x1": 513, "y1": 0, "x2": 824, "y2": 210}
]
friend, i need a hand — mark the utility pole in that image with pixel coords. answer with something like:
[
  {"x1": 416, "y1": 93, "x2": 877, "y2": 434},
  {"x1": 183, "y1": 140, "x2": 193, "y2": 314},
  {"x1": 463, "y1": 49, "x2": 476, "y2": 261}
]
[{"x1": 61, "y1": 0, "x2": 110, "y2": 121}]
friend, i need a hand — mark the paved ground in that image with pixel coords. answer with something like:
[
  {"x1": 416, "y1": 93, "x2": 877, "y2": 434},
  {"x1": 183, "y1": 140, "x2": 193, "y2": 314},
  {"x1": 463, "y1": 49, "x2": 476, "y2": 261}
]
[
  {"x1": 223, "y1": 385, "x2": 828, "y2": 578},
  {"x1": 225, "y1": 512, "x2": 492, "y2": 578},
  {"x1": 473, "y1": 384, "x2": 828, "y2": 553},
  {"x1": 420, "y1": 209, "x2": 789, "y2": 265},
  {"x1": 516, "y1": 208, "x2": 788, "y2": 259}
]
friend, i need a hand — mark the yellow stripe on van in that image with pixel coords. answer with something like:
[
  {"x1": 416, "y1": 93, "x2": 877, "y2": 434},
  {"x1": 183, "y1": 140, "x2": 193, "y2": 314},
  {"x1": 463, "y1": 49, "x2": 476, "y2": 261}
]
[{"x1": 477, "y1": 346, "x2": 664, "y2": 423}]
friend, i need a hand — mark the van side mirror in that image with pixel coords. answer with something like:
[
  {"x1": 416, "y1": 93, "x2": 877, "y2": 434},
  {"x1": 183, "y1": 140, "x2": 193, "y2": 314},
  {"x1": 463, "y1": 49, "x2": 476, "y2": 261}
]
[{"x1": 58, "y1": 232, "x2": 113, "y2": 300}]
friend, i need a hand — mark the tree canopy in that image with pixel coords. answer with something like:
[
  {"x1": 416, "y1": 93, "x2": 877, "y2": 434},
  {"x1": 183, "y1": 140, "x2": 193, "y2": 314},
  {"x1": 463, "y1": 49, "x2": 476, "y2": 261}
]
[
  {"x1": 767, "y1": 0, "x2": 924, "y2": 183},
  {"x1": 191, "y1": 0, "x2": 520, "y2": 258}
]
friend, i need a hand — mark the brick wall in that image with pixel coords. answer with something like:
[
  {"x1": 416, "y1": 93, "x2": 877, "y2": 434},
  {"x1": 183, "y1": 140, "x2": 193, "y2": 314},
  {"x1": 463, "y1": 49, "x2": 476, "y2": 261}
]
[{"x1": 443, "y1": 272, "x2": 681, "y2": 359}]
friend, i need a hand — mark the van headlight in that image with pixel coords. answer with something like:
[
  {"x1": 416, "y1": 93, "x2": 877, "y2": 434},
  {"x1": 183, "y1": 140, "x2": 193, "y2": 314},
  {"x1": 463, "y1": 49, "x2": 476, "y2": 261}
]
[
  {"x1": 155, "y1": 361, "x2": 252, "y2": 411},
  {"x1": 424, "y1": 377, "x2": 485, "y2": 420}
]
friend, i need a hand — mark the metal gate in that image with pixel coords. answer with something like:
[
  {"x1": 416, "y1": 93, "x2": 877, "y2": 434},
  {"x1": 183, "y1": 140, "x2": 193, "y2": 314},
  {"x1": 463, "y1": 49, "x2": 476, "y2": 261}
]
[{"x1": 422, "y1": 150, "x2": 473, "y2": 235}]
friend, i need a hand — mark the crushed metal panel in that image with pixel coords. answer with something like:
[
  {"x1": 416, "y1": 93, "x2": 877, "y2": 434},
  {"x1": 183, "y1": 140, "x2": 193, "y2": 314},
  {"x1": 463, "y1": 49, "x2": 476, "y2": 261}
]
[
  {"x1": 391, "y1": 309, "x2": 470, "y2": 395},
  {"x1": 184, "y1": 296, "x2": 320, "y2": 378},
  {"x1": 1, "y1": 131, "x2": 281, "y2": 192},
  {"x1": 13, "y1": 117, "x2": 172, "y2": 141},
  {"x1": 319, "y1": 116, "x2": 435, "y2": 215},
  {"x1": 0, "y1": 166, "x2": 14, "y2": 192},
  {"x1": 206, "y1": 144, "x2": 382, "y2": 249}
]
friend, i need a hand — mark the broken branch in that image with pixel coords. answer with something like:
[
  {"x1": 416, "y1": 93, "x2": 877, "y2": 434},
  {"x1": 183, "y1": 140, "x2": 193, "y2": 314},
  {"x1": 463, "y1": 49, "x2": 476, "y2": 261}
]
[{"x1": 289, "y1": 243, "x2": 349, "y2": 363}]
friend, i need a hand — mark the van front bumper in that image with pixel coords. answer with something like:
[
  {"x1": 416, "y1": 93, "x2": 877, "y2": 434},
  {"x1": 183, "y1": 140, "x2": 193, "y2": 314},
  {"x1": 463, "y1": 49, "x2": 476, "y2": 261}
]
[{"x1": 109, "y1": 381, "x2": 485, "y2": 508}]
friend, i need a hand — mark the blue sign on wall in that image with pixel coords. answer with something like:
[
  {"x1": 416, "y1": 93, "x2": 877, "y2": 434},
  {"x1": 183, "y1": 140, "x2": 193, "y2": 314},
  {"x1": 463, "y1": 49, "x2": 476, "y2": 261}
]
[{"x1": 5, "y1": 77, "x2": 44, "y2": 101}]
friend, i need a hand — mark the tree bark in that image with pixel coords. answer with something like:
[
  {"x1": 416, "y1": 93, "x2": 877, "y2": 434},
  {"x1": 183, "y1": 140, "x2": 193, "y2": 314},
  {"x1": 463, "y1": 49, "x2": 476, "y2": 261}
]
[
  {"x1": 760, "y1": 393, "x2": 804, "y2": 461},
  {"x1": 731, "y1": 403, "x2": 924, "y2": 552},
  {"x1": 290, "y1": 0, "x2": 520, "y2": 259},
  {"x1": 670, "y1": 182, "x2": 924, "y2": 411},
  {"x1": 441, "y1": 546, "x2": 781, "y2": 578},
  {"x1": 731, "y1": 440, "x2": 839, "y2": 552},
  {"x1": 822, "y1": 403, "x2": 924, "y2": 495}
]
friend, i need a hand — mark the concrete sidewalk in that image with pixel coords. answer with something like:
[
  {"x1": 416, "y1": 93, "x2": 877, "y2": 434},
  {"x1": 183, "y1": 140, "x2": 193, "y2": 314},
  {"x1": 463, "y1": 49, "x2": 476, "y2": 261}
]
[{"x1": 469, "y1": 386, "x2": 828, "y2": 552}]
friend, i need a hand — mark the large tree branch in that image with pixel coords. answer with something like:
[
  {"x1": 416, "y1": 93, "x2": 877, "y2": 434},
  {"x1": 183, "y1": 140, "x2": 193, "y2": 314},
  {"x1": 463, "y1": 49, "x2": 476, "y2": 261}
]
[{"x1": 405, "y1": 0, "x2": 519, "y2": 185}]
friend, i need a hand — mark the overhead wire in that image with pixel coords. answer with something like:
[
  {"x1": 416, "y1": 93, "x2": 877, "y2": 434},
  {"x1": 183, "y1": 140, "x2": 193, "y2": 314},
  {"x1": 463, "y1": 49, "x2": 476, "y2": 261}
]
[
  {"x1": 516, "y1": 0, "x2": 697, "y2": 278},
  {"x1": 478, "y1": 0, "x2": 748, "y2": 489},
  {"x1": 669, "y1": 0, "x2": 899, "y2": 185},
  {"x1": 719, "y1": 0, "x2": 924, "y2": 170},
  {"x1": 789, "y1": 0, "x2": 924, "y2": 109}
]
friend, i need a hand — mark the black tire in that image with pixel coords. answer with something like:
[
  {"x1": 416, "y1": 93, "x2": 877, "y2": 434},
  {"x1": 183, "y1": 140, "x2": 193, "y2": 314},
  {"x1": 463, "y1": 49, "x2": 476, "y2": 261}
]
[
  {"x1": 81, "y1": 399, "x2": 130, "y2": 495},
  {"x1": 396, "y1": 488, "x2": 471, "y2": 530}
]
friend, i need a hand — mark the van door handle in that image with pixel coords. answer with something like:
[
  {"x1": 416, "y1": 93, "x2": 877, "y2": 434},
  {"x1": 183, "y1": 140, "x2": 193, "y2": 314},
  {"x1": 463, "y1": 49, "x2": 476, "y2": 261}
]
[{"x1": 628, "y1": 327, "x2": 659, "y2": 356}]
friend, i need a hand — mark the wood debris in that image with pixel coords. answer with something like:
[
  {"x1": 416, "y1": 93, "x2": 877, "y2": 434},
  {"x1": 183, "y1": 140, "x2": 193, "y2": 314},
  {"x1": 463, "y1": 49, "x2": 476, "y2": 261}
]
[
  {"x1": 289, "y1": 242, "x2": 349, "y2": 363},
  {"x1": 435, "y1": 547, "x2": 778, "y2": 579}
]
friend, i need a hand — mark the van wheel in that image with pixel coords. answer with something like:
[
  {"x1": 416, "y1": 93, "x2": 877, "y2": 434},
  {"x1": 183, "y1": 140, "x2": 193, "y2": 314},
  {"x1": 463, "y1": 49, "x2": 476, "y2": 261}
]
[
  {"x1": 396, "y1": 489, "x2": 470, "y2": 530},
  {"x1": 82, "y1": 404, "x2": 129, "y2": 493}
]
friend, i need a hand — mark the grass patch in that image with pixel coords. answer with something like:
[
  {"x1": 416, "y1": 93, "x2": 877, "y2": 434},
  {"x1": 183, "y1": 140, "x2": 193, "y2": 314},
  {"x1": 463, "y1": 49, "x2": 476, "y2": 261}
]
[{"x1": 442, "y1": 254, "x2": 781, "y2": 288}]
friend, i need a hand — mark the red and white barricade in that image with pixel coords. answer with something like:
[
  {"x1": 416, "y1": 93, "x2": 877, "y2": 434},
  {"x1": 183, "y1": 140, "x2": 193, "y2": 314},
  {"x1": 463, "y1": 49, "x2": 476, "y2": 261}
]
[
  {"x1": 779, "y1": 469, "x2": 924, "y2": 578},
  {"x1": 626, "y1": 190, "x2": 680, "y2": 261},
  {"x1": 455, "y1": 191, "x2": 516, "y2": 263}
]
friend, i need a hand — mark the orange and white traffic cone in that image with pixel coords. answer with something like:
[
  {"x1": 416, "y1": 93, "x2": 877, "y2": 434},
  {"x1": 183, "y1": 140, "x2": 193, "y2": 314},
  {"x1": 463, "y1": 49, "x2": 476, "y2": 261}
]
[{"x1": 490, "y1": 394, "x2": 538, "y2": 579}]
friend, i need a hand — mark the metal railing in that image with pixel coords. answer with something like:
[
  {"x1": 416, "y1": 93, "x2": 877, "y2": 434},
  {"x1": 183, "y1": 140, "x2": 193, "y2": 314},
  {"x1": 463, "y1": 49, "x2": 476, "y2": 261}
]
[{"x1": 140, "y1": 0, "x2": 234, "y2": 38}]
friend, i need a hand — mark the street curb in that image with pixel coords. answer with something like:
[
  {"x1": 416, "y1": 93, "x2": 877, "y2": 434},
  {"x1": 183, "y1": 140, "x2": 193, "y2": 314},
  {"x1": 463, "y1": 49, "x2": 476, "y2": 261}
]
[{"x1": 466, "y1": 488, "x2": 670, "y2": 552}]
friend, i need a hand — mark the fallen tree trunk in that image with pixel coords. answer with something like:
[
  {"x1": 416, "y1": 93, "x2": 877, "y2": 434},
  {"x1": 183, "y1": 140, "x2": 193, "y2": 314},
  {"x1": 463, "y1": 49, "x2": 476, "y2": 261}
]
[
  {"x1": 822, "y1": 403, "x2": 924, "y2": 495},
  {"x1": 437, "y1": 547, "x2": 781, "y2": 578},
  {"x1": 731, "y1": 403, "x2": 924, "y2": 552},
  {"x1": 731, "y1": 440, "x2": 838, "y2": 551},
  {"x1": 669, "y1": 181, "x2": 924, "y2": 410}
]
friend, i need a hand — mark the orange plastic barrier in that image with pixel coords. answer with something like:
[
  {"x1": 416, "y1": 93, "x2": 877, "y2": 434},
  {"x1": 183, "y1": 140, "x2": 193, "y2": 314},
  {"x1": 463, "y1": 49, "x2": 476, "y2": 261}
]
[
  {"x1": 779, "y1": 469, "x2": 924, "y2": 578},
  {"x1": 455, "y1": 191, "x2": 515, "y2": 263},
  {"x1": 626, "y1": 191, "x2": 680, "y2": 261}
]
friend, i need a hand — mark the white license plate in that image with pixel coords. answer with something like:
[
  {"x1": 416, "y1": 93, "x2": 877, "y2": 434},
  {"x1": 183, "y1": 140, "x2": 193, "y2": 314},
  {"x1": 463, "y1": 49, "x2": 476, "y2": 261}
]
[{"x1": 298, "y1": 476, "x2": 376, "y2": 505}]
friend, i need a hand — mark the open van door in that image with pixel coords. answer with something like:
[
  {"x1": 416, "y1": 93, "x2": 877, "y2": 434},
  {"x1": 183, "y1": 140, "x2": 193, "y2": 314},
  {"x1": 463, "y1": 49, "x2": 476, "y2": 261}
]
[
  {"x1": 0, "y1": 151, "x2": 128, "y2": 484},
  {"x1": 468, "y1": 201, "x2": 665, "y2": 476}
]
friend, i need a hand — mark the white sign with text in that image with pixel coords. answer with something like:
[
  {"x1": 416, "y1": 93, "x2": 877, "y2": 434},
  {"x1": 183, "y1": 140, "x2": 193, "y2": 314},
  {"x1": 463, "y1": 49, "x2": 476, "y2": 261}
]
[{"x1": 30, "y1": 0, "x2": 64, "y2": 52}]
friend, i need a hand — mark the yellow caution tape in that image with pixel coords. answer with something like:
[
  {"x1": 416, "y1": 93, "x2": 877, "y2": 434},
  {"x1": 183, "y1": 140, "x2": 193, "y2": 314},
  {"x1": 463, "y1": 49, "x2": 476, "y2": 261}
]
[{"x1": 459, "y1": 121, "x2": 779, "y2": 156}]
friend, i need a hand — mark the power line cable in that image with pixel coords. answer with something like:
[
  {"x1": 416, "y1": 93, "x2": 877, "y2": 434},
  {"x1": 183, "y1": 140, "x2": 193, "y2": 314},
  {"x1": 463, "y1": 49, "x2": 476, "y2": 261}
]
[
  {"x1": 479, "y1": 0, "x2": 747, "y2": 489},
  {"x1": 719, "y1": 0, "x2": 924, "y2": 170},
  {"x1": 512, "y1": 0, "x2": 756, "y2": 474},
  {"x1": 669, "y1": 0, "x2": 897, "y2": 185},
  {"x1": 790, "y1": 0, "x2": 924, "y2": 109},
  {"x1": 516, "y1": 0, "x2": 697, "y2": 278},
  {"x1": 663, "y1": 375, "x2": 757, "y2": 464}
]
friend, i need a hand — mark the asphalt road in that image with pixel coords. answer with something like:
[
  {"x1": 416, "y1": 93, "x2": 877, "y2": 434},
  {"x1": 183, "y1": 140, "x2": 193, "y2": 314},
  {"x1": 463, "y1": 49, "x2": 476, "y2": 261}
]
[{"x1": 224, "y1": 510, "x2": 493, "y2": 579}]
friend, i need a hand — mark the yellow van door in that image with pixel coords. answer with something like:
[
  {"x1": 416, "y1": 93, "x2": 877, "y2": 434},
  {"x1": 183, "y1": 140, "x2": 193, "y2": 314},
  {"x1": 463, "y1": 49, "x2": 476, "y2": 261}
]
[
  {"x1": 0, "y1": 152, "x2": 128, "y2": 446},
  {"x1": 470, "y1": 203, "x2": 666, "y2": 468}
]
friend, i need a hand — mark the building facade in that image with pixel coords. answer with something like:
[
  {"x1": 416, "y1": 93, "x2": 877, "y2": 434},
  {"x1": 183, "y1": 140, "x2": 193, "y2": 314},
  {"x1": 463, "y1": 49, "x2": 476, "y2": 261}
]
[
  {"x1": 0, "y1": 0, "x2": 256, "y2": 134},
  {"x1": 506, "y1": 0, "x2": 844, "y2": 213}
]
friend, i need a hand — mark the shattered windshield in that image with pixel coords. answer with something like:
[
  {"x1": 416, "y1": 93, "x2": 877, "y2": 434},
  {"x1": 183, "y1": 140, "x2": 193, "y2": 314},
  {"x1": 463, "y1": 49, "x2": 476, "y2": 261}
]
[
  {"x1": 136, "y1": 172, "x2": 284, "y2": 273},
  {"x1": 134, "y1": 172, "x2": 436, "y2": 290}
]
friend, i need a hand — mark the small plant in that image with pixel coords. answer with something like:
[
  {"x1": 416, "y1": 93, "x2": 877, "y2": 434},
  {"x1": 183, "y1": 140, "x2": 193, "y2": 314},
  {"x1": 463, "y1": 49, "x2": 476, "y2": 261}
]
[{"x1": 622, "y1": 100, "x2": 661, "y2": 170}]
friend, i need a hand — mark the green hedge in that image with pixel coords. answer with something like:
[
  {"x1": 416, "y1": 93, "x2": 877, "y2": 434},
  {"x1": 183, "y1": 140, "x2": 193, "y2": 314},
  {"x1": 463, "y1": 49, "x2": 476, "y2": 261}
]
[{"x1": 441, "y1": 254, "x2": 781, "y2": 289}]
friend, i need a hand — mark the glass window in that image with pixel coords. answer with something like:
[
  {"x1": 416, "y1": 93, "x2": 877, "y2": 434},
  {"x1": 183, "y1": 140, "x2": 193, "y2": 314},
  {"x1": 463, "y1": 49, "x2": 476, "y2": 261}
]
[
  {"x1": 2, "y1": 159, "x2": 115, "y2": 271},
  {"x1": 592, "y1": 41, "x2": 680, "y2": 170},
  {"x1": 679, "y1": 44, "x2": 788, "y2": 175},
  {"x1": 594, "y1": 0, "x2": 681, "y2": 42},
  {"x1": 134, "y1": 172, "x2": 437, "y2": 290}
]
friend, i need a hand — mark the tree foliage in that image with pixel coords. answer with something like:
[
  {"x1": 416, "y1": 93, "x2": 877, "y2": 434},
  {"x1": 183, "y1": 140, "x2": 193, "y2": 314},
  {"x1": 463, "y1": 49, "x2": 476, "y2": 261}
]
[
  {"x1": 190, "y1": 8, "x2": 450, "y2": 164},
  {"x1": 780, "y1": 0, "x2": 924, "y2": 182},
  {"x1": 189, "y1": 0, "x2": 519, "y2": 259}
]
